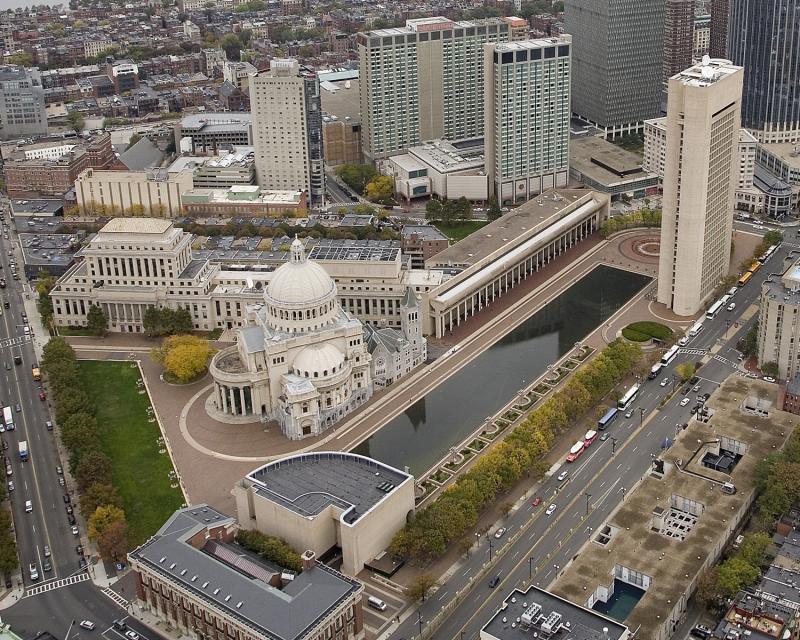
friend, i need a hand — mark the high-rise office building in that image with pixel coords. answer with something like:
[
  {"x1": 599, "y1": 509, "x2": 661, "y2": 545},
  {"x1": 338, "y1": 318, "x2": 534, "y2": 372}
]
[
  {"x1": 709, "y1": 0, "x2": 729, "y2": 58},
  {"x1": 0, "y1": 65, "x2": 47, "y2": 141},
  {"x1": 663, "y1": 0, "x2": 694, "y2": 82},
  {"x1": 728, "y1": 0, "x2": 800, "y2": 144},
  {"x1": 564, "y1": 0, "x2": 665, "y2": 137},
  {"x1": 249, "y1": 59, "x2": 325, "y2": 204},
  {"x1": 657, "y1": 58, "x2": 743, "y2": 316},
  {"x1": 484, "y1": 37, "x2": 572, "y2": 203},
  {"x1": 357, "y1": 16, "x2": 525, "y2": 161}
]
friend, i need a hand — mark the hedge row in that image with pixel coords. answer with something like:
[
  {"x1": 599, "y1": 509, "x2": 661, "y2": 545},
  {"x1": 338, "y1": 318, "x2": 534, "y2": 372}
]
[{"x1": 390, "y1": 339, "x2": 642, "y2": 562}]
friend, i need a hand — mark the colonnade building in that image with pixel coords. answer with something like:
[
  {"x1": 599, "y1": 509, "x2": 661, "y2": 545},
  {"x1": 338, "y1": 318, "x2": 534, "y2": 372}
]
[{"x1": 425, "y1": 189, "x2": 608, "y2": 337}]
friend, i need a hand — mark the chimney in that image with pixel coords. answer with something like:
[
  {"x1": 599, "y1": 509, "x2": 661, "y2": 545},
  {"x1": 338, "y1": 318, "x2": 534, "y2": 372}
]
[{"x1": 301, "y1": 549, "x2": 316, "y2": 571}]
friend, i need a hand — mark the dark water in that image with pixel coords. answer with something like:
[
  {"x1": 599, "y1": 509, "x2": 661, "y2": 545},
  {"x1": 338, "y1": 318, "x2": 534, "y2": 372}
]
[
  {"x1": 592, "y1": 580, "x2": 646, "y2": 621},
  {"x1": 352, "y1": 265, "x2": 652, "y2": 474}
]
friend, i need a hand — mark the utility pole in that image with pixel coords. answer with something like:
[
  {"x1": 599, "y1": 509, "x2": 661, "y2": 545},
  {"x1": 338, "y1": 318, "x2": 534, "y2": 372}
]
[
  {"x1": 584, "y1": 492, "x2": 592, "y2": 515},
  {"x1": 417, "y1": 611, "x2": 424, "y2": 637},
  {"x1": 639, "y1": 406, "x2": 644, "y2": 429}
]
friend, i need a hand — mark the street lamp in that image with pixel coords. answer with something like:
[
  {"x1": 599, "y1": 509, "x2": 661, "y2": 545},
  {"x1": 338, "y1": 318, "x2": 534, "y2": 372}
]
[
  {"x1": 417, "y1": 611, "x2": 424, "y2": 637},
  {"x1": 639, "y1": 407, "x2": 644, "y2": 430},
  {"x1": 671, "y1": 374, "x2": 678, "y2": 394},
  {"x1": 488, "y1": 537, "x2": 494, "y2": 562},
  {"x1": 584, "y1": 492, "x2": 592, "y2": 516},
  {"x1": 528, "y1": 557, "x2": 534, "y2": 580},
  {"x1": 610, "y1": 437, "x2": 617, "y2": 455}
]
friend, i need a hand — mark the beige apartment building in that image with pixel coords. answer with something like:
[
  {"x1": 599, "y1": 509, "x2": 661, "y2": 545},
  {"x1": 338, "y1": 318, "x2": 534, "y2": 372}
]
[
  {"x1": 75, "y1": 168, "x2": 193, "y2": 217},
  {"x1": 657, "y1": 58, "x2": 743, "y2": 316},
  {"x1": 758, "y1": 256, "x2": 800, "y2": 380},
  {"x1": 249, "y1": 59, "x2": 325, "y2": 204},
  {"x1": 357, "y1": 16, "x2": 526, "y2": 161}
]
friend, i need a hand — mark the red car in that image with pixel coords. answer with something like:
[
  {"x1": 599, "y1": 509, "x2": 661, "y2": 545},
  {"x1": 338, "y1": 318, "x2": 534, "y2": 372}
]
[
  {"x1": 38, "y1": 392, "x2": 46, "y2": 401},
  {"x1": 532, "y1": 496, "x2": 543, "y2": 507}
]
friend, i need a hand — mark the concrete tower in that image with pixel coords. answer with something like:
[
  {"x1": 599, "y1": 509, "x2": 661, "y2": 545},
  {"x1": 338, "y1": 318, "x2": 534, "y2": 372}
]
[{"x1": 657, "y1": 58, "x2": 743, "y2": 316}]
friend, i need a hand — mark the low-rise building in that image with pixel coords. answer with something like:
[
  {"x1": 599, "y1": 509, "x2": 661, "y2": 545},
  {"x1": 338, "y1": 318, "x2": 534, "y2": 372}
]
[
  {"x1": 234, "y1": 452, "x2": 414, "y2": 575},
  {"x1": 2, "y1": 132, "x2": 115, "y2": 198},
  {"x1": 75, "y1": 168, "x2": 193, "y2": 217},
  {"x1": 400, "y1": 224, "x2": 449, "y2": 270},
  {"x1": 175, "y1": 113, "x2": 252, "y2": 155},
  {"x1": 568, "y1": 136, "x2": 659, "y2": 200},
  {"x1": 180, "y1": 186, "x2": 307, "y2": 217},
  {"x1": 756, "y1": 141, "x2": 800, "y2": 212},
  {"x1": 481, "y1": 587, "x2": 629, "y2": 640},
  {"x1": 129, "y1": 505, "x2": 365, "y2": 640},
  {"x1": 167, "y1": 148, "x2": 256, "y2": 189},
  {"x1": 19, "y1": 232, "x2": 82, "y2": 279},
  {"x1": 783, "y1": 374, "x2": 800, "y2": 415},
  {"x1": 552, "y1": 376, "x2": 799, "y2": 640},
  {"x1": 381, "y1": 138, "x2": 489, "y2": 202},
  {"x1": 223, "y1": 60, "x2": 257, "y2": 91}
]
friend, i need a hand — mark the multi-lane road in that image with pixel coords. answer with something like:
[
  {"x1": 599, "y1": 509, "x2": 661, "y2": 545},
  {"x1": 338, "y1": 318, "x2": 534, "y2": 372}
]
[{"x1": 383, "y1": 245, "x2": 788, "y2": 640}]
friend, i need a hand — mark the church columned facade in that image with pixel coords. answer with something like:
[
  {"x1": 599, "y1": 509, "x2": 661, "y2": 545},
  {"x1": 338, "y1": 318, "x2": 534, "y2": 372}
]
[{"x1": 209, "y1": 238, "x2": 374, "y2": 439}]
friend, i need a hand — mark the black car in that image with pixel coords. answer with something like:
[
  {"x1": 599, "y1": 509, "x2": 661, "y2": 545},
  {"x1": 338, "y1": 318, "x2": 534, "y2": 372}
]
[
  {"x1": 488, "y1": 575, "x2": 500, "y2": 588},
  {"x1": 690, "y1": 625, "x2": 711, "y2": 639},
  {"x1": 68, "y1": 514, "x2": 76, "y2": 525},
  {"x1": 63, "y1": 494, "x2": 70, "y2": 504},
  {"x1": 66, "y1": 504, "x2": 73, "y2": 515},
  {"x1": 4, "y1": 575, "x2": 11, "y2": 589},
  {"x1": 76, "y1": 544, "x2": 84, "y2": 556}
]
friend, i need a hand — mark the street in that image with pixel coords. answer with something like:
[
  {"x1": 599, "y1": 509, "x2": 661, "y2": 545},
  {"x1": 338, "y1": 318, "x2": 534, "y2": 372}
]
[{"x1": 383, "y1": 245, "x2": 787, "y2": 640}]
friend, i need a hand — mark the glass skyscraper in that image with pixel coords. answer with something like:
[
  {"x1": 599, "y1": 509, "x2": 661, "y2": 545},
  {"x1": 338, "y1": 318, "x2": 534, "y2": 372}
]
[{"x1": 729, "y1": 0, "x2": 800, "y2": 143}]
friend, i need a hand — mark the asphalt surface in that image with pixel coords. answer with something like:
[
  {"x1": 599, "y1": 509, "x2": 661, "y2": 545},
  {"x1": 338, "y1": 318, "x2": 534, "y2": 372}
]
[{"x1": 384, "y1": 245, "x2": 790, "y2": 640}]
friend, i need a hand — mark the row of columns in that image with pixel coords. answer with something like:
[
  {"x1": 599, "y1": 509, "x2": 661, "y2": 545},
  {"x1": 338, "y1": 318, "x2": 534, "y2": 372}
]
[
  {"x1": 216, "y1": 383, "x2": 253, "y2": 416},
  {"x1": 435, "y1": 215, "x2": 597, "y2": 337}
]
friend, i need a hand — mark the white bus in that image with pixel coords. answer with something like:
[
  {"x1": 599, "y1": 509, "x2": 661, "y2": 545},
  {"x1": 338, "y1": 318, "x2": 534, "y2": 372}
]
[
  {"x1": 688, "y1": 320, "x2": 704, "y2": 337},
  {"x1": 706, "y1": 299, "x2": 724, "y2": 319},
  {"x1": 618, "y1": 384, "x2": 640, "y2": 410},
  {"x1": 661, "y1": 345, "x2": 680, "y2": 366},
  {"x1": 648, "y1": 362, "x2": 664, "y2": 379}
]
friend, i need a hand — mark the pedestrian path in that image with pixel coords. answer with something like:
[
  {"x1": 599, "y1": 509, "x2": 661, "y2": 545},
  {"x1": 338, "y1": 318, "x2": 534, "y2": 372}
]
[
  {"x1": 679, "y1": 348, "x2": 708, "y2": 356},
  {"x1": 102, "y1": 586, "x2": 130, "y2": 609},
  {"x1": 0, "y1": 335, "x2": 29, "y2": 350},
  {"x1": 24, "y1": 572, "x2": 89, "y2": 597},
  {"x1": 712, "y1": 354, "x2": 738, "y2": 368}
]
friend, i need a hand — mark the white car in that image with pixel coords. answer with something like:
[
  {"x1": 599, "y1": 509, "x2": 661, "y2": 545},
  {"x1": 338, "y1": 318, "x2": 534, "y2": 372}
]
[
  {"x1": 71, "y1": 525, "x2": 79, "y2": 536},
  {"x1": 557, "y1": 470, "x2": 569, "y2": 482},
  {"x1": 680, "y1": 398, "x2": 691, "y2": 407},
  {"x1": 24, "y1": 500, "x2": 32, "y2": 513},
  {"x1": 727, "y1": 302, "x2": 736, "y2": 311},
  {"x1": 494, "y1": 527, "x2": 507, "y2": 539},
  {"x1": 660, "y1": 377, "x2": 669, "y2": 387},
  {"x1": 545, "y1": 504, "x2": 557, "y2": 516},
  {"x1": 678, "y1": 337, "x2": 688, "y2": 346},
  {"x1": 763, "y1": 376, "x2": 776, "y2": 383},
  {"x1": 79, "y1": 621, "x2": 96, "y2": 631}
]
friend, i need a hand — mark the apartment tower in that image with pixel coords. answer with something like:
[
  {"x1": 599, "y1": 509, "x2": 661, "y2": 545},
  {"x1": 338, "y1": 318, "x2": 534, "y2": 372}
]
[
  {"x1": 709, "y1": 0, "x2": 729, "y2": 58},
  {"x1": 564, "y1": 0, "x2": 665, "y2": 137},
  {"x1": 357, "y1": 16, "x2": 526, "y2": 161},
  {"x1": 249, "y1": 59, "x2": 325, "y2": 204},
  {"x1": 728, "y1": 0, "x2": 800, "y2": 143},
  {"x1": 663, "y1": 0, "x2": 694, "y2": 82},
  {"x1": 484, "y1": 36, "x2": 572, "y2": 203},
  {"x1": 657, "y1": 58, "x2": 743, "y2": 316},
  {"x1": 0, "y1": 65, "x2": 47, "y2": 141}
]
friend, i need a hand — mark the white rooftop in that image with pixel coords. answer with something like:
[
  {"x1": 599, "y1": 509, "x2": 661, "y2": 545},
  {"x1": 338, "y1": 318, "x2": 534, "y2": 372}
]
[
  {"x1": 100, "y1": 218, "x2": 173, "y2": 234},
  {"x1": 674, "y1": 56, "x2": 742, "y2": 87}
]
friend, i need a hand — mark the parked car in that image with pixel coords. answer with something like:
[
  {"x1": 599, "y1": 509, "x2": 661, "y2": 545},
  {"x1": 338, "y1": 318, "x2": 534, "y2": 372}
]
[
  {"x1": 124, "y1": 631, "x2": 140, "y2": 640},
  {"x1": 38, "y1": 392, "x2": 46, "y2": 401},
  {"x1": 680, "y1": 398, "x2": 690, "y2": 407},
  {"x1": 14, "y1": 404, "x2": 20, "y2": 413},
  {"x1": 691, "y1": 625, "x2": 712, "y2": 639},
  {"x1": 43, "y1": 545, "x2": 50, "y2": 557},
  {"x1": 45, "y1": 421, "x2": 52, "y2": 431},
  {"x1": 763, "y1": 376, "x2": 776, "y2": 383},
  {"x1": 79, "y1": 621, "x2": 96, "y2": 631},
  {"x1": 7, "y1": 481, "x2": 13, "y2": 492},
  {"x1": 75, "y1": 544, "x2": 84, "y2": 556},
  {"x1": 56, "y1": 466, "x2": 62, "y2": 475},
  {"x1": 43, "y1": 559, "x2": 52, "y2": 572},
  {"x1": 66, "y1": 504, "x2": 73, "y2": 515},
  {"x1": 660, "y1": 377, "x2": 669, "y2": 387},
  {"x1": 72, "y1": 525, "x2": 79, "y2": 536},
  {"x1": 63, "y1": 494, "x2": 70, "y2": 504}
]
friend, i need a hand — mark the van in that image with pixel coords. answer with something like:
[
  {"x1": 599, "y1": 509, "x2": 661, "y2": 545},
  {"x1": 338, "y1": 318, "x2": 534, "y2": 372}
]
[
  {"x1": 721, "y1": 482, "x2": 737, "y2": 495},
  {"x1": 727, "y1": 302, "x2": 736, "y2": 312},
  {"x1": 367, "y1": 596, "x2": 387, "y2": 611}
]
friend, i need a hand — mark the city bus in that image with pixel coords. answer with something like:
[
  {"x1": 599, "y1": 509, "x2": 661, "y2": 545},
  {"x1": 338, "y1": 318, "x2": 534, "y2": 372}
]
[
  {"x1": 687, "y1": 320, "x2": 704, "y2": 337},
  {"x1": 706, "y1": 299, "x2": 724, "y2": 319},
  {"x1": 566, "y1": 441, "x2": 585, "y2": 463},
  {"x1": 648, "y1": 362, "x2": 664, "y2": 379},
  {"x1": 618, "y1": 384, "x2": 640, "y2": 410},
  {"x1": 738, "y1": 271, "x2": 753, "y2": 287},
  {"x1": 597, "y1": 407, "x2": 618, "y2": 430},
  {"x1": 661, "y1": 345, "x2": 680, "y2": 366},
  {"x1": 584, "y1": 430, "x2": 598, "y2": 447}
]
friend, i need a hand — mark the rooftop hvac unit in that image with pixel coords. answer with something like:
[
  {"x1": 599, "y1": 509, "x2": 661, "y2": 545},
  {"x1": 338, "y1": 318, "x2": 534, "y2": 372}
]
[
  {"x1": 541, "y1": 611, "x2": 562, "y2": 633},
  {"x1": 520, "y1": 602, "x2": 542, "y2": 625}
]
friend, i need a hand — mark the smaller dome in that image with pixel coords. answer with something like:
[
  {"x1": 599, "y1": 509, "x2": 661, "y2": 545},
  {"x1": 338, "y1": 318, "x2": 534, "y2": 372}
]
[{"x1": 293, "y1": 344, "x2": 345, "y2": 378}]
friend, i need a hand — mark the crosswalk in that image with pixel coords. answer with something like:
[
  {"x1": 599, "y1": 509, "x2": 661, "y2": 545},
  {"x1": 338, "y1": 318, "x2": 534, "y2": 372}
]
[
  {"x1": 0, "y1": 335, "x2": 29, "y2": 350},
  {"x1": 25, "y1": 571, "x2": 90, "y2": 597},
  {"x1": 103, "y1": 586, "x2": 130, "y2": 609},
  {"x1": 712, "y1": 354, "x2": 738, "y2": 368},
  {"x1": 679, "y1": 348, "x2": 708, "y2": 356}
]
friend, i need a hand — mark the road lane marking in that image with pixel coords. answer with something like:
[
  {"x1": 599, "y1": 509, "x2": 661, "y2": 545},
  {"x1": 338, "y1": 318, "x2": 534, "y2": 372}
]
[{"x1": 24, "y1": 571, "x2": 89, "y2": 597}]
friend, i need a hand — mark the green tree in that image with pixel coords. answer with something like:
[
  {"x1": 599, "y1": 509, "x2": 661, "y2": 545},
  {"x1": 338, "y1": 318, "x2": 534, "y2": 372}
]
[
  {"x1": 425, "y1": 199, "x2": 443, "y2": 222},
  {"x1": 738, "y1": 532, "x2": 771, "y2": 569},
  {"x1": 406, "y1": 573, "x2": 437, "y2": 602},
  {"x1": 487, "y1": 195, "x2": 502, "y2": 221},
  {"x1": 739, "y1": 322, "x2": 759, "y2": 357},
  {"x1": 715, "y1": 556, "x2": 759, "y2": 598},
  {"x1": 66, "y1": 110, "x2": 85, "y2": 133},
  {"x1": 675, "y1": 362, "x2": 695, "y2": 381},
  {"x1": 335, "y1": 164, "x2": 378, "y2": 194},
  {"x1": 88, "y1": 505, "x2": 129, "y2": 560},
  {"x1": 74, "y1": 450, "x2": 113, "y2": 491},
  {"x1": 761, "y1": 361, "x2": 779, "y2": 378},
  {"x1": 440, "y1": 199, "x2": 458, "y2": 225},
  {"x1": 80, "y1": 482, "x2": 123, "y2": 519},
  {"x1": 455, "y1": 196, "x2": 472, "y2": 221},
  {"x1": 6, "y1": 52, "x2": 33, "y2": 66},
  {"x1": 86, "y1": 304, "x2": 108, "y2": 336},
  {"x1": 219, "y1": 33, "x2": 243, "y2": 60},
  {"x1": 236, "y1": 529, "x2": 302, "y2": 572},
  {"x1": 365, "y1": 175, "x2": 395, "y2": 204}
]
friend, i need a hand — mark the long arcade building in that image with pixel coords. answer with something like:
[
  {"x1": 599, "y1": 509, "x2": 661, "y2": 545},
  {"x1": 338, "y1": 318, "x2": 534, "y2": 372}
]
[{"x1": 425, "y1": 189, "x2": 608, "y2": 337}]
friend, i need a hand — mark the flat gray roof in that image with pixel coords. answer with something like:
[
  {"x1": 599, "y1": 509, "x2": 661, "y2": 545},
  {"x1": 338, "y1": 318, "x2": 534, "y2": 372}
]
[
  {"x1": 129, "y1": 505, "x2": 361, "y2": 640},
  {"x1": 246, "y1": 452, "x2": 410, "y2": 525},
  {"x1": 401, "y1": 224, "x2": 449, "y2": 241},
  {"x1": 482, "y1": 587, "x2": 628, "y2": 640},
  {"x1": 309, "y1": 244, "x2": 400, "y2": 262},
  {"x1": 569, "y1": 137, "x2": 656, "y2": 188}
]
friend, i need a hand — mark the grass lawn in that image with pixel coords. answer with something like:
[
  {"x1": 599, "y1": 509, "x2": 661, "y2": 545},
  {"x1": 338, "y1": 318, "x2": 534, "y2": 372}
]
[
  {"x1": 77, "y1": 361, "x2": 184, "y2": 546},
  {"x1": 623, "y1": 321, "x2": 673, "y2": 341},
  {"x1": 57, "y1": 326, "x2": 96, "y2": 337},
  {"x1": 433, "y1": 220, "x2": 488, "y2": 242}
]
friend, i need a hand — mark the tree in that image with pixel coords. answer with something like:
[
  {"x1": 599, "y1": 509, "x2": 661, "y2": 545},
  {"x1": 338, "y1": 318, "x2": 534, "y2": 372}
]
[
  {"x1": 406, "y1": 573, "x2": 437, "y2": 602},
  {"x1": 219, "y1": 33, "x2": 243, "y2": 60},
  {"x1": 127, "y1": 133, "x2": 142, "y2": 150},
  {"x1": 80, "y1": 482, "x2": 123, "y2": 519},
  {"x1": 88, "y1": 505, "x2": 129, "y2": 560},
  {"x1": 762, "y1": 361, "x2": 779, "y2": 378},
  {"x1": 425, "y1": 199, "x2": 443, "y2": 222},
  {"x1": 715, "y1": 556, "x2": 759, "y2": 598},
  {"x1": 37, "y1": 269, "x2": 56, "y2": 325},
  {"x1": 66, "y1": 110, "x2": 85, "y2": 133},
  {"x1": 86, "y1": 304, "x2": 108, "y2": 337},
  {"x1": 158, "y1": 335, "x2": 215, "y2": 382},
  {"x1": 440, "y1": 199, "x2": 458, "y2": 225},
  {"x1": 6, "y1": 52, "x2": 33, "y2": 66},
  {"x1": 75, "y1": 450, "x2": 113, "y2": 491},
  {"x1": 335, "y1": 164, "x2": 378, "y2": 194},
  {"x1": 236, "y1": 529, "x2": 302, "y2": 572},
  {"x1": 455, "y1": 196, "x2": 472, "y2": 221},
  {"x1": 739, "y1": 322, "x2": 759, "y2": 358},
  {"x1": 675, "y1": 362, "x2": 695, "y2": 382},
  {"x1": 365, "y1": 175, "x2": 395, "y2": 204},
  {"x1": 487, "y1": 195, "x2": 502, "y2": 221}
]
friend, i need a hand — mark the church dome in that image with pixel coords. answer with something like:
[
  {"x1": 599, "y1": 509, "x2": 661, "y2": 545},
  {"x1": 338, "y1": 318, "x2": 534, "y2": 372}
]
[
  {"x1": 293, "y1": 344, "x2": 346, "y2": 379},
  {"x1": 266, "y1": 238, "x2": 336, "y2": 305}
]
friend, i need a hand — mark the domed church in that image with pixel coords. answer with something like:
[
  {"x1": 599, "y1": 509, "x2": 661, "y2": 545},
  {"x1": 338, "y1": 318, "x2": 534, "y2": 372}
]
[{"x1": 209, "y1": 238, "x2": 373, "y2": 439}]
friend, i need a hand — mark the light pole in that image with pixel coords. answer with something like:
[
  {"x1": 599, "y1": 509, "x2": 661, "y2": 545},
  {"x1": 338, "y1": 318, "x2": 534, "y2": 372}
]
[
  {"x1": 528, "y1": 557, "x2": 534, "y2": 580},
  {"x1": 488, "y1": 537, "x2": 494, "y2": 562},
  {"x1": 584, "y1": 492, "x2": 592, "y2": 516},
  {"x1": 417, "y1": 611, "x2": 424, "y2": 637},
  {"x1": 639, "y1": 407, "x2": 644, "y2": 430},
  {"x1": 725, "y1": 319, "x2": 730, "y2": 339}
]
